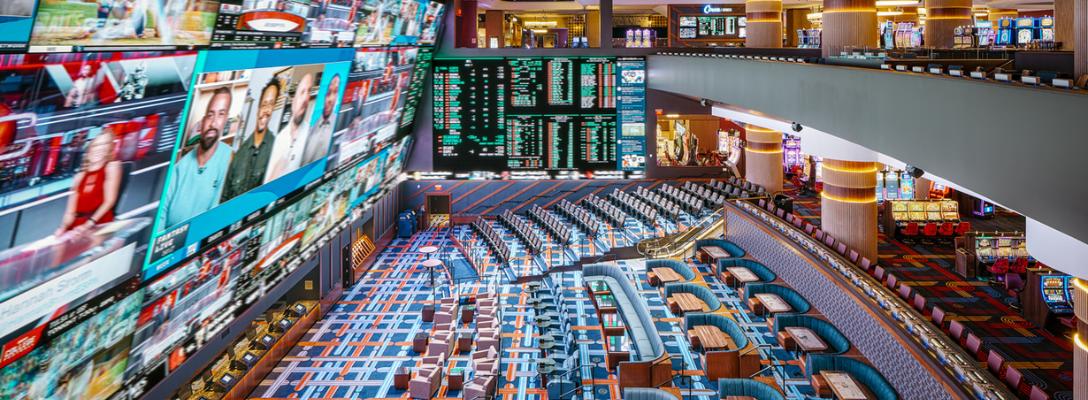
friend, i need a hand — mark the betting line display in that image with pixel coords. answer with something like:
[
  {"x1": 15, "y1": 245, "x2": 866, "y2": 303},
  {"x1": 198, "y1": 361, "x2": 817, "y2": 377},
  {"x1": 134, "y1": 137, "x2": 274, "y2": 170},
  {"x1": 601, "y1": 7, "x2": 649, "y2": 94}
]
[{"x1": 432, "y1": 56, "x2": 646, "y2": 175}]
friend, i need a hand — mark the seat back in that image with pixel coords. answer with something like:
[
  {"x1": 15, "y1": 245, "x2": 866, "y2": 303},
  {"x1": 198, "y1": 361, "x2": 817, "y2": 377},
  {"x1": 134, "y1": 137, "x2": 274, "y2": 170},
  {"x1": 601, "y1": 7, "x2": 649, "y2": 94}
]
[
  {"x1": 813, "y1": 230, "x2": 825, "y2": 241},
  {"x1": 931, "y1": 306, "x2": 946, "y2": 327},
  {"x1": 1006, "y1": 273, "x2": 1025, "y2": 291},
  {"x1": 904, "y1": 222, "x2": 919, "y2": 235},
  {"x1": 794, "y1": 218, "x2": 804, "y2": 228},
  {"x1": 776, "y1": 209, "x2": 785, "y2": 218},
  {"x1": 873, "y1": 266, "x2": 886, "y2": 281},
  {"x1": 848, "y1": 250, "x2": 859, "y2": 264},
  {"x1": 758, "y1": 199, "x2": 767, "y2": 208},
  {"x1": 624, "y1": 388, "x2": 683, "y2": 400},
  {"x1": 1030, "y1": 385, "x2": 1049, "y2": 400},
  {"x1": 939, "y1": 222, "x2": 954, "y2": 235},
  {"x1": 1004, "y1": 365, "x2": 1022, "y2": 392},
  {"x1": 859, "y1": 257, "x2": 873, "y2": 271},
  {"x1": 898, "y1": 284, "x2": 912, "y2": 300},
  {"x1": 786, "y1": 214, "x2": 795, "y2": 223},
  {"x1": 716, "y1": 378, "x2": 787, "y2": 400},
  {"x1": 804, "y1": 224, "x2": 815, "y2": 235},
  {"x1": 987, "y1": 350, "x2": 1005, "y2": 376},
  {"x1": 923, "y1": 223, "x2": 938, "y2": 236},
  {"x1": 913, "y1": 293, "x2": 926, "y2": 312},
  {"x1": 835, "y1": 242, "x2": 847, "y2": 256},
  {"x1": 965, "y1": 333, "x2": 983, "y2": 358},
  {"x1": 823, "y1": 234, "x2": 836, "y2": 248},
  {"x1": 885, "y1": 274, "x2": 898, "y2": 290},
  {"x1": 955, "y1": 221, "x2": 970, "y2": 235},
  {"x1": 949, "y1": 320, "x2": 966, "y2": 340}
]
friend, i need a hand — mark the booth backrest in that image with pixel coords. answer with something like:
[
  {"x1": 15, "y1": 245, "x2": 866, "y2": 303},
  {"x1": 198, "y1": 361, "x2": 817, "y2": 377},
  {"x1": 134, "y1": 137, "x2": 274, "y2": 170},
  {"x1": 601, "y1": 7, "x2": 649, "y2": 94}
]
[
  {"x1": 664, "y1": 283, "x2": 722, "y2": 312},
  {"x1": 685, "y1": 313, "x2": 749, "y2": 350},
  {"x1": 583, "y1": 263, "x2": 665, "y2": 361},
  {"x1": 771, "y1": 314, "x2": 851, "y2": 354},
  {"x1": 717, "y1": 378, "x2": 787, "y2": 400},
  {"x1": 718, "y1": 258, "x2": 777, "y2": 282},
  {"x1": 806, "y1": 355, "x2": 899, "y2": 400},
  {"x1": 743, "y1": 283, "x2": 812, "y2": 314},
  {"x1": 695, "y1": 238, "x2": 747, "y2": 259},
  {"x1": 646, "y1": 259, "x2": 697, "y2": 282},
  {"x1": 623, "y1": 388, "x2": 682, "y2": 400}
]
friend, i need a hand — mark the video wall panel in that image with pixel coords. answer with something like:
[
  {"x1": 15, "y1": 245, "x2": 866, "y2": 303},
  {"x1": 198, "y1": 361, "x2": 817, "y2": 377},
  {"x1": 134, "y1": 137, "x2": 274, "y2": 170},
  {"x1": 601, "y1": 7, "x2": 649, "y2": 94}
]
[
  {"x1": 432, "y1": 56, "x2": 646, "y2": 176},
  {"x1": 0, "y1": 0, "x2": 40, "y2": 53}
]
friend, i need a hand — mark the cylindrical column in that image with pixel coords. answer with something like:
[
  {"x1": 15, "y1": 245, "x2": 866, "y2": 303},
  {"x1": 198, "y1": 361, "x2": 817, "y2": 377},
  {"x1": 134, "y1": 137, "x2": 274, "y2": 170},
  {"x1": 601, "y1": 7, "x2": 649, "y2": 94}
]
[
  {"x1": 743, "y1": 124, "x2": 783, "y2": 194},
  {"x1": 746, "y1": 0, "x2": 784, "y2": 47},
  {"x1": 925, "y1": 0, "x2": 973, "y2": 48},
  {"x1": 1073, "y1": 278, "x2": 1086, "y2": 400},
  {"x1": 987, "y1": 8, "x2": 1018, "y2": 22},
  {"x1": 457, "y1": 0, "x2": 479, "y2": 48},
  {"x1": 1078, "y1": 0, "x2": 1087, "y2": 77},
  {"x1": 893, "y1": 7, "x2": 920, "y2": 23},
  {"x1": 822, "y1": 0, "x2": 878, "y2": 56},
  {"x1": 1055, "y1": 0, "x2": 1073, "y2": 50},
  {"x1": 819, "y1": 159, "x2": 879, "y2": 261}
]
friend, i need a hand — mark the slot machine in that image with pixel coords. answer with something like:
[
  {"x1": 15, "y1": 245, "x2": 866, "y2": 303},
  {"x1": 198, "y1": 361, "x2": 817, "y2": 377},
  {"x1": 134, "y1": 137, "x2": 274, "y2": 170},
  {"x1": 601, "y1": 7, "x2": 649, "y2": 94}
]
[
  {"x1": 941, "y1": 200, "x2": 959, "y2": 222},
  {"x1": 885, "y1": 171, "x2": 900, "y2": 200},
  {"x1": 953, "y1": 27, "x2": 964, "y2": 49},
  {"x1": 911, "y1": 26, "x2": 923, "y2": 47},
  {"x1": 883, "y1": 21, "x2": 895, "y2": 49},
  {"x1": 1039, "y1": 17, "x2": 1054, "y2": 41},
  {"x1": 892, "y1": 201, "x2": 909, "y2": 225},
  {"x1": 876, "y1": 171, "x2": 886, "y2": 203},
  {"x1": 898, "y1": 173, "x2": 914, "y2": 200},
  {"x1": 908, "y1": 201, "x2": 926, "y2": 224},
  {"x1": 972, "y1": 198, "x2": 995, "y2": 219},
  {"x1": 925, "y1": 201, "x2": 942, "y2": 223},
  {"x1": 1015, "y1": 17, "x2": 1036, "y2": 46},
  {"x1": 996, "y1": 18, "x2": 1014, "y2": 45},
  {"x1": 976, "y1": 21, "x2": 995, "y2": 46},
  {"x1": 1023, "y1": 271, "x2": 1075, "y2": 332}
]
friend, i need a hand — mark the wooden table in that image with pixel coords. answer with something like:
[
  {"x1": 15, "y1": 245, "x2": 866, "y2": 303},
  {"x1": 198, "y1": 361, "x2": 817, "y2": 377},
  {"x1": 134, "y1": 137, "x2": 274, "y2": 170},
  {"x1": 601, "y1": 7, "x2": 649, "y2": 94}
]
[
  {"x1": 754, "y1": 293, "x2": 792, "y2": 314},
  {"x1": 412, "y1": 332, "x2": 429, "y2": 354},
  {"x1": 726, "y1": 267, "x2": 761, "y2": 286},
  {"x1": 785, "y1": 327, "x2": 828, "y2": 354},
  {"x1": 448, "y1": 368, "x2": 465, "y2": 391},
  {"x1": 693, "y1": 325, "x2": 733, "y2": 351},
  {"x1": 652, "y1": 267, "x2": 684, "y2": 284},
  {"x1": 821, "y1": 371, "x2": 876, "y2": 400},
  {"x1": 672, "y1": 292, "x2": 710, "y2": 313},
  {"x1": 393, "y1": 367, "x2": 411, "y2": 390},
  {"x1": 703, "y1": 246, "x2": 732, "y2": 264}
]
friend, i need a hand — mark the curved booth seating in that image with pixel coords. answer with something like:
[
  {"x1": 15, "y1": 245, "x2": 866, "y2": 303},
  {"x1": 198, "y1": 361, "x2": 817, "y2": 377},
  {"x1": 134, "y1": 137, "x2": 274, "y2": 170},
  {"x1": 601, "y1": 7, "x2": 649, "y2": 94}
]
[
  {"x1": 684, "y1": 313, "x2": 760, "y2": 380},
  {"x1": 583, "y1": 263, "x2": 671, "y2": 391},
  {"x1": 772, "y1": 315, "x2": 850, "y2": 354},
  {"x1": 806, "y1": 355, "x2": 899, "y2": 400},
  {"x1": 717, "y1": 378, "x2": 786, "y2": 400},
  {"x1": 717, "y1": 259, "x2": 777, "y2": 285},
  {"x1": 623, "y1": 387, "x2": 681, "y2": 400},
  {"x1": 694, "y1": 238, "x2": 747, "y2": 261},
  {"x1": 742, "y1": 283, "x2": 811, "y2": 314},
  {"x1": 663, "y1": 283, "x2": 722, "y2": 315},
  {"x1": 646, "y1": 259, "x2": 696, "y2": 285}
]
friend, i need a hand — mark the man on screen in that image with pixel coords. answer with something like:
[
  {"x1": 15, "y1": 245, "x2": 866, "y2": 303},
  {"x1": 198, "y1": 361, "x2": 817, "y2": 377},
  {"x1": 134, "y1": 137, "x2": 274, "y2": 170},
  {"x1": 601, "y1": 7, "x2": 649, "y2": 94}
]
[
  {"x1": 267, "y1": 73, "x2": 314, "y2": 182},
  {"x1": 301, "y1": 73, "x2": 339, "y2": 166},
  {"x1": 221, "y1": 80, "x2": 279, "y2": 202},
  {"x1": 160, "y1": 87, "x2": 233, "y2": 229}
]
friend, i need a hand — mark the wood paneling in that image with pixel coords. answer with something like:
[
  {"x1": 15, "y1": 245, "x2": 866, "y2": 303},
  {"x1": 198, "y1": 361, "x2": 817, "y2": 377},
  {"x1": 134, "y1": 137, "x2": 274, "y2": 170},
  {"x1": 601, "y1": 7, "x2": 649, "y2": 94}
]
[
  {"x1": 744, "y1": 125, "x2": 783, "y2": 193},
  {"x1": 821, "y1": 0, "x2": 878, "y2": 57},
  {"x1": 785, "y1": 9, "x2": 813, "y2": 47},
  {"x1": 747, "y1": 0, "x2": 784, "y2": 47},
  {"x1": 820, "y1": 160, "x2": 879, "y2": 261},
  {"x1": 485, "y1": 10, "x2": 505, "y2": 48},
  {"x1": 925, "y1": 0, "x2": 972, "y2": 48},
  {"x1": 1075, "y1": 0, "x2": 1087, "y2": 76},
  {"x1": 988, "y1": 8, "x2": 1018, "y2": 22},
  {"x1": 1056, "y1": 0, "x2": 1074, "y2": 50}
]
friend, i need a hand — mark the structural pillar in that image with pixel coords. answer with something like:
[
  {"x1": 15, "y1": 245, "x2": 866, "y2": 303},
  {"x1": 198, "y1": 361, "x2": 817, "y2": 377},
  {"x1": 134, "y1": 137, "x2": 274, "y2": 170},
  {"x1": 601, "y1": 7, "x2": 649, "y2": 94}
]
[
  {"x1": 743, "y1": 125, "x2": 783, "y2": 194},
  {"x1": 1073, "y1": 278, "x2": 1087, "y2": 400},
  {"x1": 485, "y1": 10, "x2": 505, "y2": 48},
  {"x1": 746, "y1": 0, "x2": 784, "y2": 47},
  {"x1": 925, "y1": 0, "x2": 973, "y2": 48},
  {"x1": 819, "y1": 159, "x2": 879, "y2": 262},
  {"x1": 1056, "y1": 0, "x2": 1074, "y2": 50},
  {"x1": 457, "y1": 0, "x2": 479, "y2": 48},
  {"x1": 587, "y1": 10, "x2": 601, "y2": 48},
  {"x1": 1075, "y1": 0, "x2": 1087, "y2": 76},
  {"x1": 821, "y1": 0, "x2": 878, "y2": 56},
  {"x1": 784, "y1": 9, "x2": 812, "y2": 47}
]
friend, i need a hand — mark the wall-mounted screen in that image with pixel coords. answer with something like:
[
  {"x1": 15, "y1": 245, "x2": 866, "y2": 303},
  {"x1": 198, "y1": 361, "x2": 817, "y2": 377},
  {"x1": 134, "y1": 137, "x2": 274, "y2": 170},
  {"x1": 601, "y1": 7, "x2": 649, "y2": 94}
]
[
  {"x1": 0, "y1": 0, "x2": 40, "y2": 53},
  {"x1": 28, "y1": 0, "x2": 220, "y2": 53},
  {"x1": 329, "y1": 47, "x2": 415, "y2": 170},
  {"x1": 432, "y1": 56, "x2": 645, "y2": 175},
  {"x1": 146, "y1": 48, "x2": 351, "y2": 280},
  {"x1": 398, "y1": 46, "x2": 433, "y2": 136}
]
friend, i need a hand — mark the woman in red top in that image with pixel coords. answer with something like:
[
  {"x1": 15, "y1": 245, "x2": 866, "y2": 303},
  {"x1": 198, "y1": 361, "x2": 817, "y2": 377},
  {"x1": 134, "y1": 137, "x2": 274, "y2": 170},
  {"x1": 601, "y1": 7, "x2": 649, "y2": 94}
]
[{"x1": 55, "y1": 130, "x2": 122, "y2": 237}]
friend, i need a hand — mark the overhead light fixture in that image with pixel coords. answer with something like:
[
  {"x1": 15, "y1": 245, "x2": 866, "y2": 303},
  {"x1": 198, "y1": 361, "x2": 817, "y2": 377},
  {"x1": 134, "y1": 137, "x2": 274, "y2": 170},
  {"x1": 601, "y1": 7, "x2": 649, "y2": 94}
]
[
  {"x1": 877, "y1": 10, "x2": 903, "y2": 16},
  {"x1": 974, "y1": 12, "x2": 987, "y2": 16},
  {"x1": 918, "y1": 7, "x2": 926, "y2": 14},
  {"x1": 807, "y1": 12, "x2": 822, "y2": 20},
  {"x1": 875, "y1": 0, "x2": 918, "y2": 5}
]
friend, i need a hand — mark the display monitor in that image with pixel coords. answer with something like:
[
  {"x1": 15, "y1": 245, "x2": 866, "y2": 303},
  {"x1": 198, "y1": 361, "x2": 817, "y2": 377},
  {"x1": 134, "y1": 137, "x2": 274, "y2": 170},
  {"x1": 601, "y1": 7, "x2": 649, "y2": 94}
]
[
  {"x1": 294, "y1": 303, "x2": 307, "y2": 314},
  {"x1": 220, "y1": 373, "x2": 234, "y2": 386},
  {"x1": 0, "y1": 0, "x2": 39, "y2": 53},
  {"x1": 679, "y1": 16, "x2": 697, "y2": 27},
  {"x1": 433, "y1": 57, "x2": 646, "y2": 175},
  {"x1": 28, "y1": 0, "x2": 219, "y2": 52},
  {"x1": 146, "y1": 48, "x2": 350, "y2": 279},
  {"x1": 329, "y1": 47, "x2": 415, "y2": 170},
  {"x1": 262, "y1": 334, "x2": 274, "y2": 344},
  {"x1": 279, "y1": 318, "x2": 291, "y2": 328},
  {"x1": 242, "y1": 352, "x2": 256, "y2": 363}
]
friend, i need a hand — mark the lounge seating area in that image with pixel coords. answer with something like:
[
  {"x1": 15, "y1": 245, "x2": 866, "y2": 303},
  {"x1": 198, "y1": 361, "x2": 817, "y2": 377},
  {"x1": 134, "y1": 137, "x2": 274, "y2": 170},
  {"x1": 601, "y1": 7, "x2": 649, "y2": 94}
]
[
  {"x1": 694, "y1": 238, "x2": 747, "y2": 263},
  {"x1": 742, "y1": 283, "x2": 811, "y2": 315},
  {"x1": 645, "y1": 258, "x2": 696, "y2": 286},
  {"x1": 663, "y1": 283, "x2": 721, "y2": 314},
  {"x1": 684, "y1": 313, "x2": 760, "y2": 381},
  {"x1": 717, "y1": 378, "x2": 787, "y2": 400},
  {"x1": 718, "y1": 258, "x2": 777, "y2": 286},
  {"x1": 806, "y1": 355, "x2": 899, "y2": 400}
]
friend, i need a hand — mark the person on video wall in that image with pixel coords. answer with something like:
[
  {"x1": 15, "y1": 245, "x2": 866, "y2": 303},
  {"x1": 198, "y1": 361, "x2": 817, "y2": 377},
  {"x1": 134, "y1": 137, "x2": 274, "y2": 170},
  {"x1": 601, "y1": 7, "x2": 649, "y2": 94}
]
[
  {"x1": 55, "y1": 130, "x2": 121, "y2": 236},
  {"x1": 301, "y1": 74, "x2": 339, "y2": 166},
  {"x1": 160, "y1": 88, "x2": 234, "y2": 229},
  {"x1": 65, "y1": 64, "x2": 100, "y2": 108},
  {"x1": 267, "y1": 73, "x2": 314, "y2": 182},
  {"x1": 222, "y1": 80, "x2": 280, "y2": 202}
]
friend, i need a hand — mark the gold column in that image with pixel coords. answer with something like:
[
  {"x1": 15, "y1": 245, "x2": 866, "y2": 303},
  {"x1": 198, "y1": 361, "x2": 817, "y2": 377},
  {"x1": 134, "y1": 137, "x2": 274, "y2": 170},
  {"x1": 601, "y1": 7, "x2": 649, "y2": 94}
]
[
  {"x1": 1073, "y1": 278, "x2": 1087, "y2": 400},
  {"x1": 822, "y1": 0, "x2": 878, "y2": 56},
  {"x1": 819, "y1": 159, "x2": 879, "y2": 261},
  {"x1": 587, "y1": 10, "x2": 601, "y2": 48},
  {"x1": 743, "y1": 125, "x2": 784, "y2": 194},
  {"x1": 925, "y1": 0, "x2": 973, "y2": 48},
  {"x1": 746, "y1": 0, "x2": 784, "y2": 47}
]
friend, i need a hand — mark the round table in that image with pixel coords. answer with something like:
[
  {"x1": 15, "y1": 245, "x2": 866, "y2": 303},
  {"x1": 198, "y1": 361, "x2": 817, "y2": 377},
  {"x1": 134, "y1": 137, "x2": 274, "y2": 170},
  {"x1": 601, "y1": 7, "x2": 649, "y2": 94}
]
[
  {"x1": 537, "y1": 334, "x2": 556, "y2": 350},
  {"x1": 536, "y1": 358, "x2": 557, "y2": 375},
  {"x1": 422, "y1": 259, "x2": 443, "y2": 290},
  {"x1": 534, "y1": 315, "x2": 553, "y2": 328},
  {"x1": 420, "y1": 246, "x2": 440, "y2": 259}
]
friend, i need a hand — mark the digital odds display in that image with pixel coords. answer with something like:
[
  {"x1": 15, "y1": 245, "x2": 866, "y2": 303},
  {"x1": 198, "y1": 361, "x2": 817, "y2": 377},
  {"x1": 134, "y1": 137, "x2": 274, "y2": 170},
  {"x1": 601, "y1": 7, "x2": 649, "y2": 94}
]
[{"x1": 432, "y1": 56, "x2": 646, "y2": 175}]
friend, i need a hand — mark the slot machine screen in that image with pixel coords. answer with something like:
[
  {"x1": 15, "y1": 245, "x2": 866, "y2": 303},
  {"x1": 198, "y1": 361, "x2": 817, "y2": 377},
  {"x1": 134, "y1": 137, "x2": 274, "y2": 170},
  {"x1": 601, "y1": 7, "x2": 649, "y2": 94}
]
[
  {"x1": 1042, "y1": 276, "x2": 1068, "y2": 304},
  {"x1": 927, "y1": 211, "x2": 942, "y2": 220},
  {"x1": 1065, "y1": 277, "x2": 1075, "y2": 305},
  {"x1": 977, "y1": 247, "x2": 993, "y2": 258},
  {"x1": 243, "y1": 352, "x2": 256, "y2": 363},
  {"x1": 997, "y1": 247, "x2": 1012, "y2": 258},
  {"x1": 220, "y1": 374, "x2": 234, "y2": 386},
  {"x1": 294, "y1": 303, "x2": 308, "y2": 314},
  {"x1": 279, "y1": 318, "x2": 292, "y2": 328},
  {"x1": 908, "y1": 202, "x2": 925, "y2": 212},
  {"x1": 910, "y1": 212, "x2": 926, "y2": 220},
  {"x1": 997, "y1": 238, "x2": 1013, "y2": 247},
  {"x1": 943, "y1": 212, "x2": 959, "y2": 220},
  {"x1": 262, "y1": 335, "x2": 275, "y2": 345},
  {"x1": 892, "y1": 202, "x2": 908, "y2": 212},
  {"x1": 894, "y1": 212, "x2": 908, "y2": 221}
]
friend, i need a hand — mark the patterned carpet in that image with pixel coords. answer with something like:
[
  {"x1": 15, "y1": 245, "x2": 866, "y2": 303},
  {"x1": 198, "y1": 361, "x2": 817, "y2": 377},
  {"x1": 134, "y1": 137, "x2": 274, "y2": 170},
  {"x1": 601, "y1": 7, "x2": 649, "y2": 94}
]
[
  {"x1": 251, "y1": 197, "x2": 851, "y2": 400},
  {"x1": 782, "y1": 180, "x2": 1076, "y2": 400}
]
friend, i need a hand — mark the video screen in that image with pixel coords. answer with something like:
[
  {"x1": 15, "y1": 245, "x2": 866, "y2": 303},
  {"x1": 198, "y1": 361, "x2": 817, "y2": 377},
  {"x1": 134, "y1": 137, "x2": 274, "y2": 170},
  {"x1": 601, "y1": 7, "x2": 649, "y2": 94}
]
[
  {"x1": 303, "y1": 0, "x2": 360, "y2": 47},
  {"x1": 0, "y1": 0, "x2": 39, "y2": 53},
  {"x1": 210, "y1": 0, "x2": 310, "y2": 49},
  {"x1": 147, "y1": 48, "x2": 350, "y2": 280},
  {"x1": 328, "y1": 47, "x2": 414, "y2": 170},
  {"x1": 28, "y1": 0, "x2": 219, "y2": 52},
  {"x1": 0, "y1": 277, "x2": 143, "y2": 400},
  {"x1": 398, "y1": 46, "x2": 431, "y2": 136},
  {"x1": 417, "y1": 1, "x2": 443, "y2": 45},
  {"x1": 432, "y1": 57, "x2": 647, "y2": 174},
  {"x1": 0, "y1": 51, "x2": 195, "y2": 329}
]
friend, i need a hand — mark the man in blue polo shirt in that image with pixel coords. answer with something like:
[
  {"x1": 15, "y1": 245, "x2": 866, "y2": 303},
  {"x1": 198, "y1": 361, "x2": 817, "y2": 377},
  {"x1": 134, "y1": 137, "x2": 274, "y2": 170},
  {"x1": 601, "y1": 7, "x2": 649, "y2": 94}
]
[{"x1": 160, "y1": 87, "x2": 234, "y2": 230}]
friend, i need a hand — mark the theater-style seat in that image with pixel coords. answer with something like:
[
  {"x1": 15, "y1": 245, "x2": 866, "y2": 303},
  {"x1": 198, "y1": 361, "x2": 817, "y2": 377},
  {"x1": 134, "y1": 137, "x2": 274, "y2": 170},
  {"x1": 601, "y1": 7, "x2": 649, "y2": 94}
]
[
  {"x1": 806, "y1": 355, "x2": 898, "y2": 400},
  {"x1": 717, "y1": 378, "x2": 785, "y2": 400}
]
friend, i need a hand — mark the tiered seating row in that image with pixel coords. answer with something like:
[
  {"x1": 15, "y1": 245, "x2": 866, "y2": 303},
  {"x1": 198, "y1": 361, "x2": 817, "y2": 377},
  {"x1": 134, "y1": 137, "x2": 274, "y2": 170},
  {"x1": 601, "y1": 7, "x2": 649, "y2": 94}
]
[
  {"x1": 631, "y1": 186, "x2": 682, "y2": 220},
  {"x1": 706, "y1": 176, "x2": 765, "y2": 199},
  {"x1": 470, "y1": 219, "x2": 511, "y2": 264},
  {"x1": 656, "y1": 184, "x2": 704, "y2": 215},
  {"x1": 498, "y1": 210, "x2": 545, "y2": 255},
  {"x1": 526, "y1": 205, "x2": 572, "y2": 246},
  {"x1": 554, "y1": 200, "x2": 602, "y2": 239},
  {"x1": 678, "y1": 181, "x2": 726, "y2": 208},
  {"x1": 582, "y1": 194, "x2": 629, "y2": 228},
  {"x1": 608, "y1": 189, "x2": 658, "y2": 225}
]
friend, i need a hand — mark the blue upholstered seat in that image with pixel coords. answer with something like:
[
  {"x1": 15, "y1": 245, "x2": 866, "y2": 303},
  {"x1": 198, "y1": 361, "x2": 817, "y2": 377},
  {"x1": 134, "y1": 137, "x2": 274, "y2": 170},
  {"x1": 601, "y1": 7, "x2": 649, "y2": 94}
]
[
  {"x1": 583, "y1": 263, "x2": 665, "y2": 361},
  {"x1": 664, "y1": 283, "x2": 722, "y2": 313},
  {"x1": 646, "y1": 259, "x2": 696, "y2": 282},
  {"x1": 806, "y1": 355, "x2": 898, "y2": 400},
  {"x1": 717, "y1": 258, "x2": 777, "y2": 282},
  {"x1": 717, "y1": 378, "x2": 786, "y2": 400},
  {"x1": 743, "y1": 283, "x2": 811, "y2": 314},
  {"x1": 772, "y1": 315, "x2": 851, "y2": 355},
  {"x1": 685, "y1": 313, "x2": 748, "y2": 350},
  {"x1": 695, "y1": 239, "x2": 747, "y2": 259},
  {"x1": 624, "y1": 387, "x2": 682, "y2": 400}
]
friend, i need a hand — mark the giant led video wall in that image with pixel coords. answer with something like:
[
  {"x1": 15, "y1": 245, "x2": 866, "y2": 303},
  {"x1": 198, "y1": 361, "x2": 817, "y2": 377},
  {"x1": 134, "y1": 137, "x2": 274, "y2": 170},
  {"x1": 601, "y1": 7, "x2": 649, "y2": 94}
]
[
  {"x1": 19, "y1": 0, "x2": 444, "y2": 52},
  {"x1": 432, "y1": 56, "x2": 646, "y2": 175}
]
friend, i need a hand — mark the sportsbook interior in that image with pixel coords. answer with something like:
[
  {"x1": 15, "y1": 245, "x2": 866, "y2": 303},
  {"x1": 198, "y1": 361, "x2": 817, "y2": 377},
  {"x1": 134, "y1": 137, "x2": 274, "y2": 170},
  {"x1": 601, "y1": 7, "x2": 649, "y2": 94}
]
[{"x1": 0, "y1": 1, "x2": 1085, "y2": 400}]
